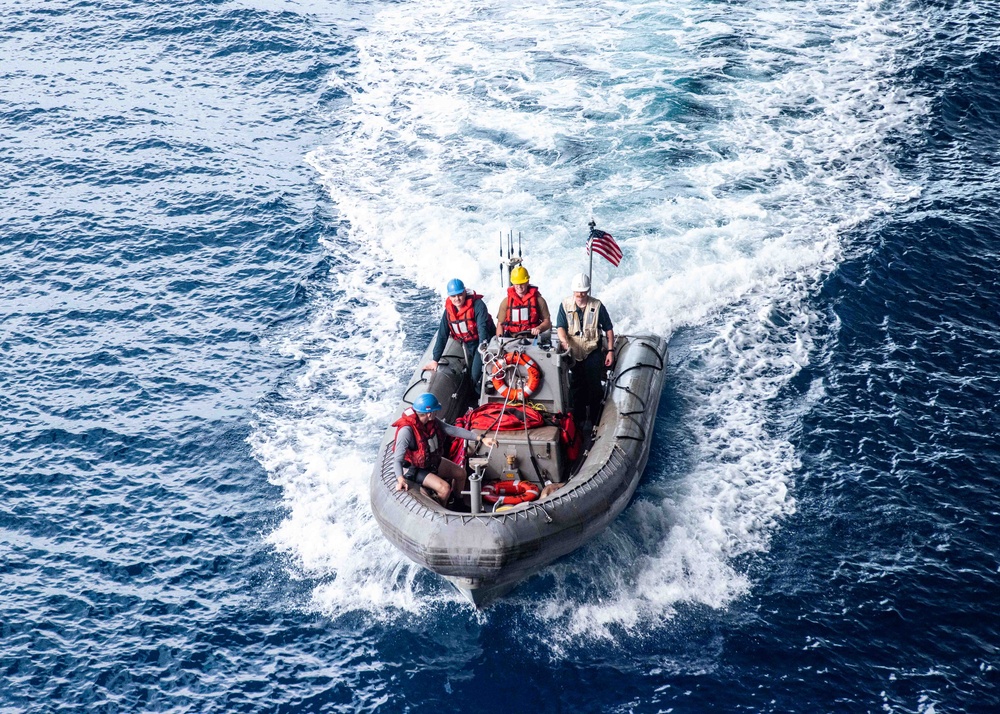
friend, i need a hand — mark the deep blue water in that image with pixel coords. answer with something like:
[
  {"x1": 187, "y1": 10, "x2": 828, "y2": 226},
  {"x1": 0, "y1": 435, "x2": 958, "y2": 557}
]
[{"x1": 3, "y1": 0, "x2": 1000, "y2": 711}]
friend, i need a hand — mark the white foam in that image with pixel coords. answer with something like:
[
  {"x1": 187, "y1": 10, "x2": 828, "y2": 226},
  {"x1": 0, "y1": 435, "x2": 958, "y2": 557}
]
[{"x1": 250, "y1": 0, "x2": 929, "y2": 633}]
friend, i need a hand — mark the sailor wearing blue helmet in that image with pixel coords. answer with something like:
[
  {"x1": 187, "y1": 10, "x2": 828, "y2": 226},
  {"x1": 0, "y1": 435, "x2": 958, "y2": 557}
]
[
  {"x1": 391, "y1": 392, "x2": 496, "y2": 508},
  {"x1": 424, "y1": 278, "x2": 496, "y2": 389}
]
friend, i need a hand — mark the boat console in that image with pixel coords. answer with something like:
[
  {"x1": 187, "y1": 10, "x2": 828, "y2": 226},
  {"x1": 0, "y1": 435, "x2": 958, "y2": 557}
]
[{"x1": 470, "y1": 333, "x2": 575, "y2": 490}]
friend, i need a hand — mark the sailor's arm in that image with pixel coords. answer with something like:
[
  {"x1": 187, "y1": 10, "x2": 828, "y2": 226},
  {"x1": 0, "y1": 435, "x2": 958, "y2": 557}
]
[
  {"x1": 555, "y1": 303, "x2": 570, "y2": 351},
  {"x1": 496, "y1": 298, "x2": 509, "y2": 335},
  {"x1": 440, "y1": 422, "x2": 496, "y2": 449},
  {"x1": 473, "y1": 298, "x2": 492, "y2": 345},
  {"x1": 392, "y1": 427, "x2": 415, "y2": 490},
  {"x1": 424, "y1": 310, "x2": 450, "y2": 371},
  {"x1": 533, "y1": 296, "x2": 552, "y2": 335},
  {"x1": 599, "y1": 304, "x2": 615, "y2": 367}
]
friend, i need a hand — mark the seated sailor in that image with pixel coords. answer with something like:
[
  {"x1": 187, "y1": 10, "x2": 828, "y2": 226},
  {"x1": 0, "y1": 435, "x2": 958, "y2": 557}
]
[{"x1": 392, "y1": 392, "x2": 496, "y2": 507}]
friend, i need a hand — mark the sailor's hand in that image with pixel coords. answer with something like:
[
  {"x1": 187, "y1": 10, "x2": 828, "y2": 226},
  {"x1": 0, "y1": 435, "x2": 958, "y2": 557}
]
[
  {"x1": 482, "y1": 436, "x2": 497, "y2": 449},
  {"x1": 530, "y1": 327, "x2": 540, "y2": 336},
  {"x1": 604, "y1": 350, "x2": 614, "y2": 368},
  {"x1": 424, "y1": 360, "x2": 439, "y2": 372},
  {"x1": 559, "y1": 341, "x2": 570, "y2": 352},
  {"x1": 396, "y1": 477, "x2": 408, "y2": 492}
]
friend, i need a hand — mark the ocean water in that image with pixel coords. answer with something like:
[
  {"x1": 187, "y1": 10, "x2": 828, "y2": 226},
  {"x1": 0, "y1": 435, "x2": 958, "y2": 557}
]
[{"x1": 2, "y1": 0, "x2": 999, "y2": 711}]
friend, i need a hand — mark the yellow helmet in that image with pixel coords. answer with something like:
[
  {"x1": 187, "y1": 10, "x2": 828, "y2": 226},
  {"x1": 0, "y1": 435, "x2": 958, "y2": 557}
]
[{"x1": 510, "y1": 266, "x2": 530, "y2": 285}]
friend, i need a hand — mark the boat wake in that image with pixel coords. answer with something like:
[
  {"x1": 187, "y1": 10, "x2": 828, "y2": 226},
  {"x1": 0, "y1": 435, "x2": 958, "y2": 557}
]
[{"x1": 250, "y1": 0, "x2": 928, "y2": 637}]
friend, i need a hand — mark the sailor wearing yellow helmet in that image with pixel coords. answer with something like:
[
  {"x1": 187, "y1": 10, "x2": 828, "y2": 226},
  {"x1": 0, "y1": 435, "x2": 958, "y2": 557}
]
[{"x1": 496, "y1": 265, "x2": 552, "y2": 337}]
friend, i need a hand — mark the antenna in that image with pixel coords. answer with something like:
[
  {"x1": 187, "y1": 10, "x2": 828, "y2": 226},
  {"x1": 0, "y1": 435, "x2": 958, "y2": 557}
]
[
  {"x1": 499, "y1": 230, "x2": 504, "y2": 287},
  {"x1": 500, "y1": 229, "x2": 526, "y2": 288}
]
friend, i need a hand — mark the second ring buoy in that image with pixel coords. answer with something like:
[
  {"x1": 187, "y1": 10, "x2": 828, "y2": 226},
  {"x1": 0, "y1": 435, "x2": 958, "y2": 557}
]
[
  {"x1": 490, "y1": 352, "x2": 543, "y2": 402},
  {"x1": 482, "y1": 479, "x2": 541, "y2": 506}
]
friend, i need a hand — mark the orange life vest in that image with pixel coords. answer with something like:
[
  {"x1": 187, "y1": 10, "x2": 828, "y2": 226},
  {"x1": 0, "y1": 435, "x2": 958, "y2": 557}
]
[
  {"x1": 502, "y1": 285, "x2": 542, "y2": 334},
  {"x1": 445, "y1": 291, "x2": 485, "y2": 343},
  {"x1": 391, "y1": 408, "x2": 449, "y2": 471}
]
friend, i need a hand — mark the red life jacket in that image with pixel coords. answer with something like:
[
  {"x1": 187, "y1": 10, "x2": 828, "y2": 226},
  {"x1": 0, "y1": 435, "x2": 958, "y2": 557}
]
[
  {"x1": 556, "y1": 411, "x2": 581, "y2": 462},
  {"x1": 502, "y1": 285, "x2": 542, "y2": 334},
  {"x1": 392, "y1": 408, "x2": 449, "y2": 471},
  {"x1": 445, "y1": 290, "x2": 485, "y2": 343}
]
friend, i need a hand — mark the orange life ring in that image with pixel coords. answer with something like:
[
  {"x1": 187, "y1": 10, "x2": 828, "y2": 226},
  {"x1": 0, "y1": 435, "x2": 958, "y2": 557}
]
[
  {"x1": 490, "y1": 352, "x2": 543, "y2": 402},
  {"x1": 481, "y1": 479, "x2": 541, "y2": 506}
]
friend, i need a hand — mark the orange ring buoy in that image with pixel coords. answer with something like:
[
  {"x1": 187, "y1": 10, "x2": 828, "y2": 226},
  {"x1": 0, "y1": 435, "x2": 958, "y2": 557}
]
[
  {"x1": 490, "y1": 352, "x2": 543, "y2": 402},
  {"x1": 481, "y1": 479, "x2": 541, "y2": 506}
]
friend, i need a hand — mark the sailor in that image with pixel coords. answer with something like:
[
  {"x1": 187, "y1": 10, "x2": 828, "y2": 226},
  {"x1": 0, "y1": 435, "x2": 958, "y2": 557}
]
[
  {"x1": 424, "y1": 278, "x2": 496, "y2": 389},
  {"x1": 392, "y1": 392, "x2": 496, "y2": 508},
  {"x1": 496, "y1": 265, "x2": 552, "y2": 337},
  {"x1": 556, "y1": 273, "x2": 615, "y2": 429}
]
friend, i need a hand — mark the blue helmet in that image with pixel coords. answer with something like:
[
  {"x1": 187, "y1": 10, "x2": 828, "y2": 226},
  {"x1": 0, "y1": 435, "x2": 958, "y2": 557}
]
[
  {"x1": 412, "y1": 392, "x2": 442, "y2": 413},
  {"x1": 446, "y1": 278, "x2": 466, "y2": 296}
]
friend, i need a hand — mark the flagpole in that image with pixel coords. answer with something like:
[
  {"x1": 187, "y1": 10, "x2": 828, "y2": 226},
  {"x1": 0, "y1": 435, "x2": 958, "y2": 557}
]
[
  {"x1": 587, "y1": 219, "x2": 595, "y2": 291},
  {"x1": 588, "y1": 238, "x2": 594, "y2": 290}
]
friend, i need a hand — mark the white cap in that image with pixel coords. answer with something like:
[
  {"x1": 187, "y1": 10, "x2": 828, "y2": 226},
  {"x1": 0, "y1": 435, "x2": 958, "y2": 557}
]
[{"x1": 571, "y1": 272, "x2": 591, "y2": 292}]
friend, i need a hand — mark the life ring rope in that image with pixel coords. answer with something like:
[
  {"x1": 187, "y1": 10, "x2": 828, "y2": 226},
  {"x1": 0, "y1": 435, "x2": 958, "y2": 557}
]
[{"x1": 490, "y1": 350, "x2": 543, "y2": 403}]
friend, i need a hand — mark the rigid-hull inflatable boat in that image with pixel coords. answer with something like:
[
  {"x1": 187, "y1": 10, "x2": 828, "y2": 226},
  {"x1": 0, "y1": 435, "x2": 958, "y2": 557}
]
[{"x1": 370, "y1": 329, "x2": 667, "y2": 606}]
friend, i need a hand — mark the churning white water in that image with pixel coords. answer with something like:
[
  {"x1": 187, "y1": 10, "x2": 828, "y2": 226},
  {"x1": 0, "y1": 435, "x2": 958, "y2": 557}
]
[{"x1": 250, "y1": 0, "x2": 928, "y2": 635}]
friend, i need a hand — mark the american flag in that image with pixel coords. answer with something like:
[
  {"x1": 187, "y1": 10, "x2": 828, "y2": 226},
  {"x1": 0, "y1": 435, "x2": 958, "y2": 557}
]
[{"x1": 587, "y1": 228, "x2": 622, "y2": 267}]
